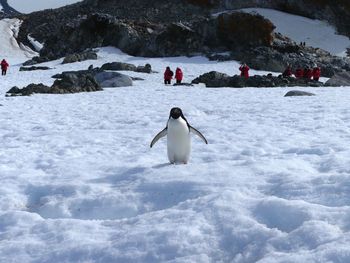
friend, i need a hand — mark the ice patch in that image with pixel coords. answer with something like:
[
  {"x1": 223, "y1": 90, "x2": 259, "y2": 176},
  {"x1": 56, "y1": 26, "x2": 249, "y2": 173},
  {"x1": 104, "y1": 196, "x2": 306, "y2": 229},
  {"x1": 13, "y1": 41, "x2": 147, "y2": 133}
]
[{"x1": 27, "y1": 35, "x2": 44, "y2": 51}]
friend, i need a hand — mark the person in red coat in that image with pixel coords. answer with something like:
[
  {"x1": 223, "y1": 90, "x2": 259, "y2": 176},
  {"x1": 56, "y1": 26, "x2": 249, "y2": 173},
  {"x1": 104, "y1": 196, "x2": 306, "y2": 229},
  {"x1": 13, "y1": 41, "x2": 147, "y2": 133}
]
[
  {"x1": 1, "y1": 59, "x2": 9, "y2": 75},
  {"x1": 239, "y1": 63, "x2": 250, "y2": 78},
  {"x1": 312, "y1": 66, "x2": 321, "y2": 81},
  {"x1": 164, "y1": 66, "x2": 173, "y2": 84},
  {"x1": 175, "y1": 67, "x2": 183, "y2": 84},
  {"x1": 304, "y1": 67, "x2": 313, "y2": 80},
  {"x1": 295, "y1": 68, "x2": 304, "y2": 78}
]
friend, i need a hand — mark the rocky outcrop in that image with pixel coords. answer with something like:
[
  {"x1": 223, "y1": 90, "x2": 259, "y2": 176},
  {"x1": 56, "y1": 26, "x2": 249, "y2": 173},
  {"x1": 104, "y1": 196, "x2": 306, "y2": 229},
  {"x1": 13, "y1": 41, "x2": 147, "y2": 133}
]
[
  {"x1": 192, "y1": 71, "x2": 324, "y2": 88},
  {"x1": 19, "y1": 66, "x2": 52, "y2": 71},
  {"x1": 0, "y1": 0, "x2": 20, "y2": 18},
  {"x1": 216, "y1": 12, "x2": 275, "y2": 49},
  {"x1": 224, "y1": 34, "x2": 350, "y2": 77},
  {"x1": 13, "y1": 0, "x2": 350, "y2": 76},
  {"x1": 284, "y1": 90, "x2": 315, "y2": 97},
  {"x1": 155, "y1": 22, "x2": 204, "y2": 56},
  {"x1": 94, "y1": 71, "x2": 133, "y2": 87},
  {"x1": 50, "y1": 73, "x2": 101, "y2": 93},
  {"x1": 52, "y1": 66, "x2": 134, "y2": 87},
  {"x1": 6, "y1": 72, "x2": 101, "y2": 96},
  {"x1": 6, "y1": 84, "x2": 51, "y2": 96},
  {"x1": 62, "y1": 50, "x2": 98, "y2": 64},
  {"x1": 190, "y1": 0, "x2": 350, "y2": 38},
  {"x1": 22, "y1": 56, "x2": 51, "y2": 66},
  {"x1": 325, "y1": 72, "x2": 350, "y2": 86},
  {"x1": 16, "y1": 5, "x2": 274, "y2": 59}
]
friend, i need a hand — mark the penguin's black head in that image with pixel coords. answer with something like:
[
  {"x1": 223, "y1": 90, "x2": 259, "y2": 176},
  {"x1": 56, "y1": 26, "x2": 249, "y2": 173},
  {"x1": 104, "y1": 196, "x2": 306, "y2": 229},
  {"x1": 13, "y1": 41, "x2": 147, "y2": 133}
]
[{"x1": 170, "y1": 107, "x2": 183, "y2": 119}]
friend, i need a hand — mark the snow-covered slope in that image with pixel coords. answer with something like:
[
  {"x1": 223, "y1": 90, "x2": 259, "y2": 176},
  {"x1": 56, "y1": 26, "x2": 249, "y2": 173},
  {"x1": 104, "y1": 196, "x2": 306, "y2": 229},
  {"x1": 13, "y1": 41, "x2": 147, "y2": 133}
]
[
  {"x1": 0, "y1": 46, "x2": 349, "y2": 262},
  {"x1": 240, "y1": 8, "x2": 350, "y2": 57},
  {"x1": 7, "y1": 0, "x2": 83, "y2": 14},
  {"x1": 0, "y1": 19, "x2": 37, "y2": 63}
]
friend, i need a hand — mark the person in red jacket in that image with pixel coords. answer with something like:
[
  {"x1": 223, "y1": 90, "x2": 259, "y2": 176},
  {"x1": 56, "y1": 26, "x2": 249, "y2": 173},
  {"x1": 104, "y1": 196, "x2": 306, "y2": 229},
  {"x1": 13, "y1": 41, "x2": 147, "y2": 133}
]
[
  {"x1": 304, "y1": 67, "x2": 313, "y2": 80},
  {"x1": 312, "y1": 66, "x2": 321, "y2": 81},
  {"x1": 239, "y1": 63, "x2": 250, "y2": 78},
  {"x1": 164, "y1": 66, "x2": 173, "y2": 85},
  {"x1": 175, "y1": 67, "x2": 183, "y2": 84},
  {"x1": 1, "y1": 59, "x2": 9, "y2": 75},
  {"x1": 294, "y1": 68, "x2": 304, "y2": 79}
]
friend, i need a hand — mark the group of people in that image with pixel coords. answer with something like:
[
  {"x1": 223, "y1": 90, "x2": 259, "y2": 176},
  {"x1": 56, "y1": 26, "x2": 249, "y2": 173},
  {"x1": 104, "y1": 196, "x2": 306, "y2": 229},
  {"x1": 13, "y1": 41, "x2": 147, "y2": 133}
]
[
  {"x1": 237, "y1": 63, "x2": 321, "y2": 81},
  {"x1": 283, "y1": 65, "x2": 321, "y2": 81},
  {"x1": 1, "y1": 59, "x2": 9, "y2": 75},
  {"x1": 164, "y1": 67, "x2": 183, "y2": 85}
]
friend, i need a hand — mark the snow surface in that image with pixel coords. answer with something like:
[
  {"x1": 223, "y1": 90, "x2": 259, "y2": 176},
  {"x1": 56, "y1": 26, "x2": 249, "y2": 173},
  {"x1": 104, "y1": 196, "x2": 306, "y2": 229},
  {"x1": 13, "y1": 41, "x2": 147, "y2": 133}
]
[
  {"x1": 0, "y1": 19, "x2": 37, "y2": 63},
  {"x1": 7, "y1": 0, "x2": 83, "y2": 14},
  {"x1": 27, "y1": 34, "x2": 44, "y2": 52},
  {"x1": 226, "y1": 8, "x2": 350, "y2": 57},
  {"x1": 0, "y1": 13, "x2": 350, "y2": 263}
]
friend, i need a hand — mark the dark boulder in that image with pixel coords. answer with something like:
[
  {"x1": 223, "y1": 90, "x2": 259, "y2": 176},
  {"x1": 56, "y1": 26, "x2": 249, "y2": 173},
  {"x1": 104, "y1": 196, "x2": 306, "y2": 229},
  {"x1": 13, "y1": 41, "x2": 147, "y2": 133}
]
[
  {"x1": 6, "y1": 73, "x2": 102, "y2": 96},
  {"x1": 192, "y1": 71, "x2": 324, "y2": 88},
  {"x1": 22, "y1": 56, "x2": 51, "y2": 66},
  {"x1": 62, "y1": 50, "x2": 98, "y2": 64},
  {"x1": 6, "y1": 84, "x2": 51, "y2": 96},
  {"x1": 51, "y1": 73, "x2": 101, "y2": 93},
  {"x1": 284, "y1": 90, "x2": 316, "y2": 97},
  {"x1": 325, "y1": 71, "x2": 350, "y2": 86},
  {"x1": 155, "y1": 22, "x2": 203, "y2": 56},
  {"x1": 216, "y1": 12, "x2": 275, "y2": 49}
]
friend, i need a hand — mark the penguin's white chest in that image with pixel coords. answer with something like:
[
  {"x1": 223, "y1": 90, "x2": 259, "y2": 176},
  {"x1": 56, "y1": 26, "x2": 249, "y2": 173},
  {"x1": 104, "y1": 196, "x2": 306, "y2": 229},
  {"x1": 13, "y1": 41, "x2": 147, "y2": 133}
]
[{"x1": 167, "y1": 118, "x2": 191, "y2": 164}]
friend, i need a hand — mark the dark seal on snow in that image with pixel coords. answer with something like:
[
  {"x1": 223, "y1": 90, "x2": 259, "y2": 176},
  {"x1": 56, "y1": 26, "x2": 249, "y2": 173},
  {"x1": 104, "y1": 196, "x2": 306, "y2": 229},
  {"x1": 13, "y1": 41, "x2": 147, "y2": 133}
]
[{"x1": 284, "y1": 90, "x2": 315, "y2": 97}]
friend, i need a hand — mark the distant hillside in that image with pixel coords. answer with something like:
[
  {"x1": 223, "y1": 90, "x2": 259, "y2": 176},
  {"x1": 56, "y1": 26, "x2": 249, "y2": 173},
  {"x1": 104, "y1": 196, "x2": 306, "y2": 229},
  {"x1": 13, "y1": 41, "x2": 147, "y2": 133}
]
[
  {"x1": 190, "y1": 0, "x2": 350, "y2": 37},
  {"x1": 12, "y1": 0, "x2": 350, "y2": 77},
  {"x1": 0, "y1": 0, "x2": 19, "y2": 18}
]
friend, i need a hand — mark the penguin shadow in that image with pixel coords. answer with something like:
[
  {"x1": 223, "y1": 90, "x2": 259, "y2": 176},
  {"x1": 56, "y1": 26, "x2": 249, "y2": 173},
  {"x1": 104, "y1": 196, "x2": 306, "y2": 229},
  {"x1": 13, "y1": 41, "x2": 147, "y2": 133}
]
[{"x1": 152, "y1": 162, "x2": 172, "y2": 169}]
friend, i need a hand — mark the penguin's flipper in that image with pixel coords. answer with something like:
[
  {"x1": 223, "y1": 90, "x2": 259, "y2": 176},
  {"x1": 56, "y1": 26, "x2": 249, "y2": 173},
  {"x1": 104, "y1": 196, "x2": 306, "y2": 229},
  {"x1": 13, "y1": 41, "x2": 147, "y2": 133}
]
[
  {"x1": 190, "y1": 126, "x2": 208, "y2": 144},
  {"x1": 150, "y1": 127, "x2": 167, "y2": 148}
]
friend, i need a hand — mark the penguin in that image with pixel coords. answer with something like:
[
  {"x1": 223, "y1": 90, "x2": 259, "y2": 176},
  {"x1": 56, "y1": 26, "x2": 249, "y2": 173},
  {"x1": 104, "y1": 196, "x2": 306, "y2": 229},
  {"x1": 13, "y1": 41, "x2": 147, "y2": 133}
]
[{"x1": 150, "y1": 107, "x2": 208, "y2": 164}]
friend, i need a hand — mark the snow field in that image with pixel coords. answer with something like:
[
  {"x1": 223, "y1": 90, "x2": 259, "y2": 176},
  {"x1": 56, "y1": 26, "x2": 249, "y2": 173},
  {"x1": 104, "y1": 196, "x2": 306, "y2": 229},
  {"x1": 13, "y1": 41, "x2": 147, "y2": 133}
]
[
  {"x1": 238, "y1": 8, "x2": 350, "y2": 57},
  {"x1": 0, "y1": 46, "x2": 350, "y2": 262}
]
